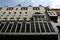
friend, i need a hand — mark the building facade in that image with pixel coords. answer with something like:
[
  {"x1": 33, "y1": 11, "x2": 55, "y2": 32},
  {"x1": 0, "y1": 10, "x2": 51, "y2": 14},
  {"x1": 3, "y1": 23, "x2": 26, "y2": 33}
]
[{"x1": 0, "y1": 5, "x2": 59, "y2": 40}]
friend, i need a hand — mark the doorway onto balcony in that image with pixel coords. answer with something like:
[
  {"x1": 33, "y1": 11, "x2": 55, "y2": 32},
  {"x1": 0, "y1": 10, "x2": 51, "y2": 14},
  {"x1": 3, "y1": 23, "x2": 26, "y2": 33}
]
[{"x1": 57, "y1": 26, "x2": 60, "y2": 32}]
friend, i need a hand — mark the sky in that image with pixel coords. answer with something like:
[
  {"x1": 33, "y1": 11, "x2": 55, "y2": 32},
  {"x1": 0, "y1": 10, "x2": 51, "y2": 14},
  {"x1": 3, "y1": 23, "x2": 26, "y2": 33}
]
[{"x1": 0, "y1": 0, "x2": 60, "y2": 8}]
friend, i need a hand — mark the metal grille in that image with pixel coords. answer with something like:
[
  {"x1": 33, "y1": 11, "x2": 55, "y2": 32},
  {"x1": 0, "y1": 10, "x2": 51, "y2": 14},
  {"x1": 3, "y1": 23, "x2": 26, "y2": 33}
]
[{"x1": 0, "y1": 21, "x2": 55, "y2": 33}]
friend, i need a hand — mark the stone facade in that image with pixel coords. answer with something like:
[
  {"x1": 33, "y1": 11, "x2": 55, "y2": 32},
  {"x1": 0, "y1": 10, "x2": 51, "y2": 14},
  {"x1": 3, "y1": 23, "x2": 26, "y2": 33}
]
[{"x1": 0, "y1": 5, "x2": 46, "y2": 21}]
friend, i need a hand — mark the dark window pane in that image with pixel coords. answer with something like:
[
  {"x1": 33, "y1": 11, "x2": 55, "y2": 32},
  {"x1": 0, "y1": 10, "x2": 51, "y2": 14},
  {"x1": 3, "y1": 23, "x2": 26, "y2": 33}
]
[
  {"x1": 11, "y1": 22, "x2": 17, "y2": 32},
  {"x1": 9, "y1": 12, "x2": 11, "y2": 14},
  {"x1": 21, "y1": 7, "x2": 28, "y2": 10},
  {"x1": 0, "y1": 7, "x2": 2, "y2": 10},
  {"x1": 34, "y1": 16, "x2": 38, "y2": 21},
  {"x1": 38, "y1": 16, "x2": 42, "y2": 21},
  {"x1": 16, "y1": 23, "x2": 21, "y2": 32},
  {"x1": 14, "y1": 12, "x2": 16, "y2": 14},
  {"x1": 7, "y1": 7, "x2": 13, "y2": 10},
  {"x1": 35, "y1": 22, "x2": 40, "y2": 32},
  {"x1": 44, "y1": 22, "x2": 50, "y2": 32},
  {"x1": 48, "y1": 22, "x2": 55, "y2": 32},
  {"x1": 3, "y1": 12, "x2": 6, "y2": 14},
  {"x1": 1, "y1": 22, "x2": 9, "y2": 32},
  {"x1": 40, "y1": 22, "x2": 45, "y2": 32},
  {"x1": 0, "y1": 23, "x2": 5, "y2": 31},
  {"x1": 31, "y1": 22, "x2": 35, "y2": 32},
  {"x1": 6, "y1": 23, "x2": 13, "y2": 32},
  {"x1": 21, "y1": 22, "x2": 25, "y2": 32},
  {"x1": 19, "y1": 12, "x2": 21, "y2": 14},
  {"x1": 26, "y1": 23, "x2": 30, "y2": 32}
]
